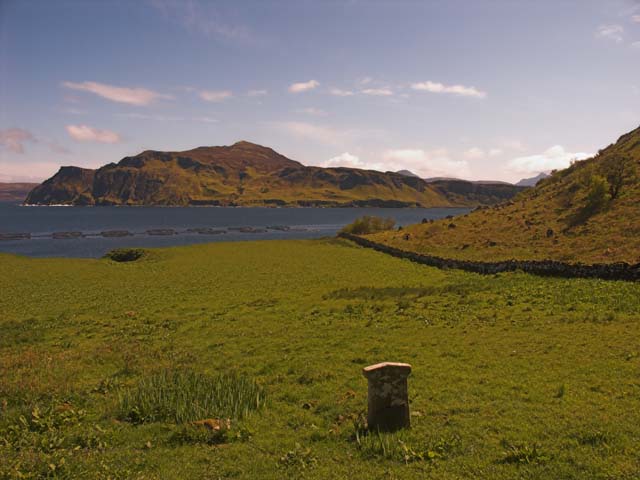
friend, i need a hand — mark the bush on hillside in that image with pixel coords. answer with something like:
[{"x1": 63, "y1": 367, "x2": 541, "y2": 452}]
[
  {"x1": 104, "y1": 248, "x2": 146, "y2": 262},
  {"x1": 340, "y1": 216, "x2": 396, "y2": 235},
  {"x1": 602, "y1": 154, "x2": 635, "y2": 200},
  {"x1": 570, "y1": 175, "x2": 610, "y2": 226},
  {"x1": 583, "y1": 175, "x2": 609, "y2": 215}
]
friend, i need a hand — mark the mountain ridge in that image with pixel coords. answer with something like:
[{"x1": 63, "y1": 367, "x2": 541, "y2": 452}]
[{"x1": 25, "y1": 141, "x2": 522, "y2": 208}]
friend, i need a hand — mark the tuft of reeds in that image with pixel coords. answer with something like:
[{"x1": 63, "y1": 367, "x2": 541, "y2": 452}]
[{"x1": 117, "y1": 369, "x2": 264, "y2": 424}]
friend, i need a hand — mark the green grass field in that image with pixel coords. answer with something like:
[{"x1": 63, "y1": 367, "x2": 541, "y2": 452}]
[{"x1": 1, "y1": 238, "x2": 639, "y2": 479}]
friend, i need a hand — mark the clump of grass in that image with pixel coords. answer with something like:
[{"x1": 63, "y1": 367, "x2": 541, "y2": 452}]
[
  {"x1": 340, "y1": 216, "x2": 395, "y2": 235},
  {"x1": 117, "y1": 369, "x2": 264, "y2": 424},
  {"x1": 354, "y1": 427, "x2": 461, "y2": 464},
  {"x1": 278, "y1": 443, "x2": 318, "y2": 470},
  {"x1": 572, "y1": 429, "x2": 614, "y2": 448},
  {"x1": 500, "y1": 441, "x2": 549, "y2": 464},
  {"x1": 104, "y1": 248, "x2": 146, "y2": 262}
]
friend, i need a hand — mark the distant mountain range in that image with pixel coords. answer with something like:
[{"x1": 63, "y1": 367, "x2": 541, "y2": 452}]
[
  {"x1": 398, "y1": 170, "x2": 539, "y2": 187},
  {"x1": 0, "y1": 183, "x2": 39, "y2": 202},
  {"x1": 370, "y1": 125, "x2": 640, "y2": 264},
  {"x1": 24, "y1": 141, "x2": 525, "y2": 207},
  {"x1": 515, "y1": 172, "x2": 550, "y2": 187}
]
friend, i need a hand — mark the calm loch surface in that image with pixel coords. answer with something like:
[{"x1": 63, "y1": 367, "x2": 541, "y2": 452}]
[{"x1": 0, "y1": 203, "x2": 470, "y2": 258}]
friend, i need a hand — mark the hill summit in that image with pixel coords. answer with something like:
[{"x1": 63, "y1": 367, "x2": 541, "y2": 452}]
[
  {"x1": 25, "y1": 141, "x2": 521, "y2": 207},
  {"x1": 369, "y1": 125, "x2": 640, "y2": 264}
]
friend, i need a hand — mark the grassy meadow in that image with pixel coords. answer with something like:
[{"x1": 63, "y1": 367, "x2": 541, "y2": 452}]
[{"x1": 1, "y1": 238, "x2": 640, "y2": 479}]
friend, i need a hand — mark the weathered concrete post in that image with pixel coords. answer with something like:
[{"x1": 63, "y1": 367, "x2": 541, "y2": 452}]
[{"x1": 362, "y1": 362, "x2": 412, "y2": 431}]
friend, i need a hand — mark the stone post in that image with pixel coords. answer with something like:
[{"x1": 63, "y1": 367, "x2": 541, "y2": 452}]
[{"x1": 362, "y1": 362, "x2": 411, "y2": 431}]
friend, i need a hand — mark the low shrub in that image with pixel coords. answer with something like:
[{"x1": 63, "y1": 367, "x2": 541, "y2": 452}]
[
  {"x1": 104, "y1": 248, "x2": 146, "y2": 262},
  {"x1": 340, "y1": 216, "x2": 396, "y2": 235},
  {"x1": 278, "y1": 443, "x2": 318, "y2": 470},
  {"x1": 500, "y1": 441, "x2": 549, "y2": 464},
  {"x1": 117, "y1": 369, "x2": 265, "y2": 424}
]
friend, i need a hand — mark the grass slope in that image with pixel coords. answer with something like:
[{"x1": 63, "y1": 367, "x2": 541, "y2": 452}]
[
  {"x1": 369, "y1": 126, "x2": 640, "y2": 264},
  {"x1": 1, "y1": 239, "x2": 640, "y2": 478}
]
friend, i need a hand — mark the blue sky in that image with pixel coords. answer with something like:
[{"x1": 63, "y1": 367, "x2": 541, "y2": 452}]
[{"x1": 1, "y1": 0, "x2": 639, "y2": 183}]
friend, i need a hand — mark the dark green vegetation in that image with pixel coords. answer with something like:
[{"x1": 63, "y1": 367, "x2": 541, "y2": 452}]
[
  {"x1": 371, "y1": 125, "x2": 640, "y2": 264},
  {"x1": 25, "y1": 141, "x2": 522, "y2": 207},
  {"x1": 103, "y1": 248, "x2": 147, "y2": 263},
  {"x1": 339, "y1": 215, "x2": 395, "y2": 235},
  {"x1": 0, "y1": 183, "x2": 38, "y2": 202},
  {"x1": 1, "y1": 239, "x2": 639, "y2": 478}
]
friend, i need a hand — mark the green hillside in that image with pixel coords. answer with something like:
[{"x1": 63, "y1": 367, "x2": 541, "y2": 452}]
[{"x1": 370, "y1": 126, "x2": 640, "y2": 264}]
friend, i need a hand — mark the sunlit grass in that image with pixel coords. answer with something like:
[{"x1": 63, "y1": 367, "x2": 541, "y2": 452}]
[
  {"x1": 117, "y1": 369, "x2": 264, "y2": 424},
  {"x1": 1, "y1": 238, "x2": 639, "y2": 478}
]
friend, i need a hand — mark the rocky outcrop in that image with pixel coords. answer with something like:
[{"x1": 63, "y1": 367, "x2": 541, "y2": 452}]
[{"x1": 25, "y1": 167, "x2": 95, "y2": 205}]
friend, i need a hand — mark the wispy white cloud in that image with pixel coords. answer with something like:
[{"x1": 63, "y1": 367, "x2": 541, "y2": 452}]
[
  {"x1": 297, "y1": 107, "x2": 327, "y2": 116},
  {"x1": 383, "y1": 148, "x2": 471, "y2": 178},
  {"x1": 0, "y1": 128, "x2": 36, "y2": 154},
  {"x1": 289, "y1": 80, "x2": 320, "y2": 93},
  {"x1": 0, "y1": 128, "x2": 71, "y2": 156},
  {"x1": 48, "y1": 141, "x2": 71, "y2": 154},
  {"x1": 61, "y1": 107, "x2": 86, "y2": 115},
  {"x1": 62, "y1": 81, "x2": 172, "y2": 106},
  {"x1": 117, "y1": 113, "x2": 184, "y2": 121},
  {"x1": 66, "y1": 125, "x2": 121, "y2": 144},
  {"x1": 463, "y1": 147, "x2": 486, "y2": 160},
  {"x1": 595, "y1": 24, "x2": 624, "y2": 43},
  {"x1": 194, "y1": 116, "x2": 219, "y2": 123},
  {"x1": 247, "y1": 89, "x2": 268, "y2": 96},
  {"x1": 271, "y1": 121, "x2": 340, "y2": 145},
  {"x1": 411, "y1": 81, "x2": 487, "y2": 98},
  {"x1": 499, "y1": 139, "x2": 526, "y2": 151},
  {"x1": 507, "y1": 146, "x2": 592, "y2": 174},
  {"x1": 270, "y1": 121, "x2": 385, "y2": 148},
  {"x1": 361, "y1": 88, "x2": 394, "y2": 96},
  {"x1": 322, "y1": 152, "x2": 378, "y2": 170},
  {"x1": 149, "y1": 0, "x2": 252, "y2": 42},
  {"x1": 329, "y1": 88, "x2": 354, "y2": 97},
  {"x1": 632, "y1": 41, "x2": 640, "y2": 49},
  {"x1": 199, "y1": 90, "x2": 233, "y2": 102}
]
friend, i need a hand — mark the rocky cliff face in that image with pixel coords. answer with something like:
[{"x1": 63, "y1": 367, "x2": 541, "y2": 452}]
[
  {"x1": 26, "y1": 167, "x2": 95, "y2": 205},
  {"x1": 25, "y1": 141, "x2": 518, "y2": 207}
]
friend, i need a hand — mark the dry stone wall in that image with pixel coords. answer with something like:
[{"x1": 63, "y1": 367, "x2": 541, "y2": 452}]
[{"x1": 339, "y1": 233, "x2": 640, "y2": 282}]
